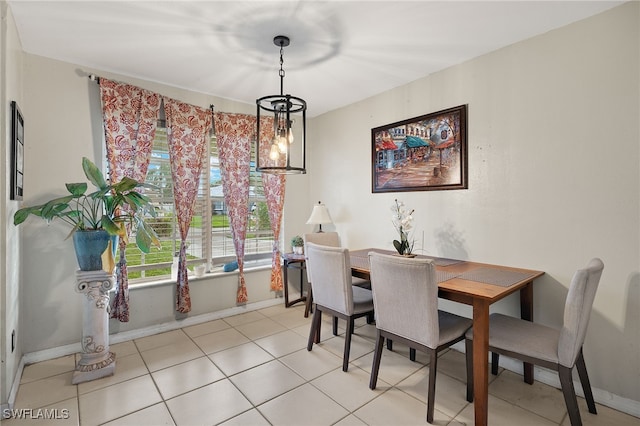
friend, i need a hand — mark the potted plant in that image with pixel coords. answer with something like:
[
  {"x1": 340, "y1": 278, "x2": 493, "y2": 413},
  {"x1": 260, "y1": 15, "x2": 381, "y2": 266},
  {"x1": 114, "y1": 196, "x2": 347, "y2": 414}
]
[
  {"x1": 291, "y1": 235, "x2": 304, "y2": 255},
  {"x1": 391, "y1": 199, "x2": 416, "y2": 257},
  {"x1": 13, "y1": 157, "x2": 161, "y2": 271}
]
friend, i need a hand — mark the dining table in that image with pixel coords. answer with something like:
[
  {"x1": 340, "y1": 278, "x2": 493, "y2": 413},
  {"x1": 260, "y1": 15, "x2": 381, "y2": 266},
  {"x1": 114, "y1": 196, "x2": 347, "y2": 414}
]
[{"x1": 348, "y1": 249, "x2": 545, "y2": 426}]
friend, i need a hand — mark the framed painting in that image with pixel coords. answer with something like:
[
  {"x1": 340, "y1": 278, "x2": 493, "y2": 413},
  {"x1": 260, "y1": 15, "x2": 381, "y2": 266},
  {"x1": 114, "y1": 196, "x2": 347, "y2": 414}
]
[
  {"x1": 11, "y1": 101, "x2": 24, "y2": 200},
  {"x1": 372, "y1": 104, "x2": 468, "y2": 193}
]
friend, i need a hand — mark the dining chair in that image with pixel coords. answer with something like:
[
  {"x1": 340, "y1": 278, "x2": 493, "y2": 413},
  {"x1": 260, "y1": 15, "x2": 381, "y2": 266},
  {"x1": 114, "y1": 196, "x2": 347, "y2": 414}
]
[
  {"x1": 305, "y1": 242, "x2": 375, "y2": 372},
  {"x1": 303, "y1": 232, "x2": 371, "y2": 321},
  {"x1": 367, "y1": 251, "x2": 473, "y2": 423},
  {"x1": 465, "y1": 258, "x2": 604, "y2": 426}
]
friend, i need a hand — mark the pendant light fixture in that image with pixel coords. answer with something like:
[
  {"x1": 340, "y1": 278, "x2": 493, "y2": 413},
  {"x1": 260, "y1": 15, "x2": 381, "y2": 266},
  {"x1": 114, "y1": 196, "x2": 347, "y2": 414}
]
[{"x1": 256, "y1": 35, "x2": 307, "y2": 174}]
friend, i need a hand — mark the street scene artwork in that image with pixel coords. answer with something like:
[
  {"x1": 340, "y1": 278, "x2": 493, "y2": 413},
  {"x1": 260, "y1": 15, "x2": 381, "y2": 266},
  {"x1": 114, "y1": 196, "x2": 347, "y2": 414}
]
[{"x1": 372, "y1": 105, "x2": 468, "y2": 193}]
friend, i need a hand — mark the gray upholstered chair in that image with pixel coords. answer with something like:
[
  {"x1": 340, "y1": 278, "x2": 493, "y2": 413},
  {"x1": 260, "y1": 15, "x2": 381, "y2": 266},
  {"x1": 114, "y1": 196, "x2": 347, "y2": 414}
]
[
  {"x1": 305, "y1": 242, "x2": 375, "y2": 372},
  {"x1": 465, "y1": 258, "x2": 604, "y2": 426},
  {"x1": 367, "y1": 252, "x2": 473, "y2": 423},
  {"x1": 303, "y1": 232, "x2": 370, "y2": 320}
]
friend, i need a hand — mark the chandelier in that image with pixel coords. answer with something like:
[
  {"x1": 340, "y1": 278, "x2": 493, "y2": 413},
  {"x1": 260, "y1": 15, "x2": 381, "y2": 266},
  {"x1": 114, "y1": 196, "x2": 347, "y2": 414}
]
[{"x1": 256, "y1": 35, "x2": 307, "y2": 174}]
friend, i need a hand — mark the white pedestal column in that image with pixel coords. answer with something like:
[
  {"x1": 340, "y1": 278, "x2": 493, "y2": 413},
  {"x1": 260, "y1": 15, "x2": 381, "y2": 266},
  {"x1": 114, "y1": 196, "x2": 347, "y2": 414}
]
[{"x1": 72, "y1": 270, "x2": 116, "y2": 384}]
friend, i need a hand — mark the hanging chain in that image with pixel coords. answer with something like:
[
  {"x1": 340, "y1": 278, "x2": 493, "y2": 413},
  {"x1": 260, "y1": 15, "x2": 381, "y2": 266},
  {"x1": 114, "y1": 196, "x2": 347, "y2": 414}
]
[{"x1": 279, "y1": 43, "x2": 285, "y2": 96}]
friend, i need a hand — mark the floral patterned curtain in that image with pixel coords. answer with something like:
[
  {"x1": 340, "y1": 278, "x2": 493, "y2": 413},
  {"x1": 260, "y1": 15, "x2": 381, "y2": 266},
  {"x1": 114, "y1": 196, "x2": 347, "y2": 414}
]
[
  {"x1": 164, "y1": 98, "x2": 212, "y2": 313},
  {"x1": 213, "y1": 112, "x2": 255, "y2": 303},
  {"x1": 100, "y1": 78, "x2": 160, "y2": 322},
  {"x1": 257, "y1": 116, "x2": 287, "y2": 292}
]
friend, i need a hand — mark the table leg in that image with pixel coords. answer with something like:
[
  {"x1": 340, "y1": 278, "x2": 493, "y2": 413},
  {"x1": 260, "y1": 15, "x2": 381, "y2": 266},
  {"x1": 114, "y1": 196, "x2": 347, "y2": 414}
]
[
  {"x1": 284, "y1": 259, "x2": 307, "y2": 308},
  {"x1": 299, "y1": 266, "x2": 304, "y2": 301},
  {"x1": 473, "y1": 298, "x2": 490, "y2": 426},
  {"x1": 520, "y1": 282, "x2": 534, "y2": 384},
  {"x1": 283, "y1": 259, "x2": 290, "y2": 306}
]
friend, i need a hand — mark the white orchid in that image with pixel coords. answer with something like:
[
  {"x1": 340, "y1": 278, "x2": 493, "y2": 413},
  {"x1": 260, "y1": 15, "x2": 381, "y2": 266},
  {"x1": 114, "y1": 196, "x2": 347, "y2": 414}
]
[{"x1": 391, "y1": 199, "x2": 415, "y2": 255}]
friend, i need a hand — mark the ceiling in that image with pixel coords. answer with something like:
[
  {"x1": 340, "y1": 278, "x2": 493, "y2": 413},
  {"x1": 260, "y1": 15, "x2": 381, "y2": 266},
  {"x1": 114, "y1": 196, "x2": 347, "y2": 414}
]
[{"x1": 8, "y1": 1, "x2": 623, "y2": 117}]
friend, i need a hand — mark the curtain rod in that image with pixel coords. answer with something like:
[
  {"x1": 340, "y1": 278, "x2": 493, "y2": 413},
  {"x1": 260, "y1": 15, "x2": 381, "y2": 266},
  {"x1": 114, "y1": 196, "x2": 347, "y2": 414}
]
[{"x1": 88, "y1": 74, "x2": 216, "y2": 112}]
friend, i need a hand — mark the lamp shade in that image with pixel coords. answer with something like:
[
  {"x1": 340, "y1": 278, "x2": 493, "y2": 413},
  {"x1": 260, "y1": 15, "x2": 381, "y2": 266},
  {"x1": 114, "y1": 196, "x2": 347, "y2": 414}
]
[{"x1": 306, "y1": 202, "x2": 333, "y2": 231}]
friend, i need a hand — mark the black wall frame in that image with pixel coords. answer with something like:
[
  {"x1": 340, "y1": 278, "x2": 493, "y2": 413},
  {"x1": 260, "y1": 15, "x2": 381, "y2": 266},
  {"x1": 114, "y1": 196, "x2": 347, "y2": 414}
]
[{"x1": 11, "y1": 101, "x2": 24, "y2": 200}]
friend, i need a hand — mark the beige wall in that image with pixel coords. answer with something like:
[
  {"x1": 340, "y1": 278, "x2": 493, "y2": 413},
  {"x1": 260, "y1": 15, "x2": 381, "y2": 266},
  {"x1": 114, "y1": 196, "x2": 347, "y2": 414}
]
[
  {"x1": 310, "y1": 2, "x2": 639, "y2": 405},
  {"x1": 1, "y1": 0, "x2": 25, "y2": 410}
]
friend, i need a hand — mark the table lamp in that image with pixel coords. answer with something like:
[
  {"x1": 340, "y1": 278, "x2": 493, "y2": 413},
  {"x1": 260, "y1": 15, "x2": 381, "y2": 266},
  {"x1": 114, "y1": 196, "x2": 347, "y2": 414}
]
[{"x1": 306, "y1": 201, "x2": 333, "y2": 232}]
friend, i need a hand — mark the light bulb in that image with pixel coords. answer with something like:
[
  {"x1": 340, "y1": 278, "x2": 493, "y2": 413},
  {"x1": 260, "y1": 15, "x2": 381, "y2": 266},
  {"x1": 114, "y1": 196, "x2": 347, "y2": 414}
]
[
  {"x1": 288, "y1": 120, "x2": 295, "y2": 144},
  {"x1": 269, "y1": 144, "x2": 279, "y2": 160},
  {"x1": 277, "y1": 129, "x2": 287, "y2": 153}
]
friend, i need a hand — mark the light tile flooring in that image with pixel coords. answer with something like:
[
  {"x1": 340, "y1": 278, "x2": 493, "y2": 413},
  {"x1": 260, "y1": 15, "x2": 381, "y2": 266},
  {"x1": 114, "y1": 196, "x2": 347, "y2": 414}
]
[{"x1": 5, "y1": 303, "x2": 638, "y2": 426}]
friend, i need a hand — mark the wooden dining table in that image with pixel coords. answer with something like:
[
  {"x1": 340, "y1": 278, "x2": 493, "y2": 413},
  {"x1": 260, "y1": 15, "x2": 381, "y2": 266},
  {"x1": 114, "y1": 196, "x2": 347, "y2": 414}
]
[{"x1": 348, "y1": 249, "x2": 545, "y2": 426}]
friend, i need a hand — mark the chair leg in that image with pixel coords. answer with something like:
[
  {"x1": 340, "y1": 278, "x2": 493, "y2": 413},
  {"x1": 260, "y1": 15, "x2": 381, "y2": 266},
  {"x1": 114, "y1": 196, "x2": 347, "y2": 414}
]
[
  {"x1": 314, "y1": 310, "x2": 322, "y2": 344},
  {"x1": 366, "y1": 311, "x2": 374, "y2": 324},
  {"x1": 558, "y1": 365, "x2": 583, "y2": 426},
  {"x1": 465, "y1": 338, "x2": 473, "y2": 402},
  {"x1": 333, "y1": 316, "x2": 338, "y2": 336},
  {"x1": 386, "y1": 339, "x2": 393, "y2": 351},
  {"x1": 426, "y1": 348, "x2": 437, "y2": 424},
  {"x1": 369, "y1": 331, "x2": 384, "y2": 389},
  {"x1": 410, "y1": 348, "x2": 416, "y2": 362},
  {"x1": 491, "y1": 352, "x2": 499, "y2": 375},
  {"x1": 304, "y1": 285, "x2": 313, "y2": 318},
  {"x1": 307, "y1": 308, "x2": 322, "y2": 350},
  {"x1": 576, "y1": 349, "x2": 597, "y2": 414},
  {"x1": 343, "y1": 316, "x2": 354, "y2": 372}
]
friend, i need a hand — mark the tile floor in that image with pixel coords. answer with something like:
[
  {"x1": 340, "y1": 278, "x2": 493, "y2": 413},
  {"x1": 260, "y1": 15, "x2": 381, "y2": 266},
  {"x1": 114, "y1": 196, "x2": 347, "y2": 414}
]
[{"x1": 5, "y1": 302, "x2": 638, "y2": 426}]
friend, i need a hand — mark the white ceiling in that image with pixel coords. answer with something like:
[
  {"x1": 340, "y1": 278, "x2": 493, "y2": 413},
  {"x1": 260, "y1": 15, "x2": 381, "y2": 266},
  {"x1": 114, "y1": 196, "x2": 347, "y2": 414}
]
[{"x1": 8, "y1": 0, "x2": 623, "y2": 117}]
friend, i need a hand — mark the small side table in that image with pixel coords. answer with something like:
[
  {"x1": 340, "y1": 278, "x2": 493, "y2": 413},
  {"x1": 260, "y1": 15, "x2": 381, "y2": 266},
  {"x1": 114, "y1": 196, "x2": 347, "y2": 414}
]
[{"x1": 282, "y1": 253, "x2": 307, "y2": 308}]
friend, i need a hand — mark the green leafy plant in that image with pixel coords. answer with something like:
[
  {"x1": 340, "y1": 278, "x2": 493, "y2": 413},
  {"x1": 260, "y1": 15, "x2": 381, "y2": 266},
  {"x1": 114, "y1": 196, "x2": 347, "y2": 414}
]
[
  {"x1": 290, "y1": 235, "x2": 304, "y2": 247},
  {"x1": 13, "y1": 157, "x2": 161, "y2": 253}
]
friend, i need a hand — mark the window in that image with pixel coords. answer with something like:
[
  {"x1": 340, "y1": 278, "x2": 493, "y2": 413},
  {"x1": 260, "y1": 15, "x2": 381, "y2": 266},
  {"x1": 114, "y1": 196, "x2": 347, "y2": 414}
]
[{"x1": 123, "y1": 121, "x2": 274, "y2": 281}]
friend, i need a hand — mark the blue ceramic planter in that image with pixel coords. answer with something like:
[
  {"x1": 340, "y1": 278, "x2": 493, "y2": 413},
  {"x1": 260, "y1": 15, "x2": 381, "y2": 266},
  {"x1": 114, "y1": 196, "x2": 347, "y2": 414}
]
[{"x1": 72, "y1": 230, "x2": 110, "y2": 271}]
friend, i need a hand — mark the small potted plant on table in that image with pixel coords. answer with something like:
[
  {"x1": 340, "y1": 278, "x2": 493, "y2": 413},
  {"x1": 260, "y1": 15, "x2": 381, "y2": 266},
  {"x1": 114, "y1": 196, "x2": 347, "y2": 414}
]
[{"x1": 291, "y1": 235, "x2": 304, "y2": 255}]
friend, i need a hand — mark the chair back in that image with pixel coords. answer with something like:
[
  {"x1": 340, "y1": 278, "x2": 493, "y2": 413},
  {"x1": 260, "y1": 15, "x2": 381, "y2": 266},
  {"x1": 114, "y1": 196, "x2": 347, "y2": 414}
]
[
  {"x1": 558, "y1": 258, "x2": 604, "y2": 367},
  {"x1": 305, "y1": 242, "x2": 355, "y2": 315},
  {"x1": 304, "y1": 232, "x2": 340, "y2": 248},
  {"x1": 303, "y1": 232, "x2": 341, "y2": 281},
  {"x1": 368, "y1": 252, "x2": 440, "y2": 349}
]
